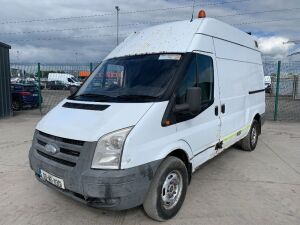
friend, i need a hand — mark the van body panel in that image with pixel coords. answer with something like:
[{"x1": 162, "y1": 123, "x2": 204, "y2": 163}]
[
  {"x1": 197, "y1": 18, "x2": 257, "y2": 50},
  {"x1": 214, "y1": 38, "x2": 261, "y2": 64},
  {"x1": 215, "y1": 42, "x2": 264, "y2": 146},
  {"x1": 36, "y1": 99, "x2": 154, "y2": 142},
  {"x1": 106, "y1": 18, "x2": 258, "y2": 61},
  {"x1": 105, "y1": 20, "x2": 203, "y2": 60},
  {"x1": 121, "y1": 101, "x2": 193, "y2": 169},
  {"x1": 191, "y1": 145, "x2": 216, "y2": 172},
  {"x1": 188, "y1": 34, "x2": 215, "y2": 54}
]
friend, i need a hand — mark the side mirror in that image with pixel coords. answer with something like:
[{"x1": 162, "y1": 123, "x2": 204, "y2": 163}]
[
  {"x1": 70, "y1": 86, "x2": 78, "y2": 95},
  {"x1": 173, "y1": 87, "x2": 202, "y2": 114}
]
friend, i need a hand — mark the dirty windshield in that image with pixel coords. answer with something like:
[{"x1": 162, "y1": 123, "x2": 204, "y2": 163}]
[{"x1": 72, "y1": 54, "x2": 182, "y2": 102}]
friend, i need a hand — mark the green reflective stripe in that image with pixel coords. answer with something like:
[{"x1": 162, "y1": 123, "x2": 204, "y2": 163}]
[{"x1": 222, "y1": 124, "x2": 251, "y2": 142}]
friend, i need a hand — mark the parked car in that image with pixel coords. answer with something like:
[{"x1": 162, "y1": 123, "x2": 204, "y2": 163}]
[
  {"x1": 29, "y1": 11, "x2": 265, "y2": 221},
  {"x1": 11, "y1": 83, "x2": 42, "y2": 110},
  {"x1": 47, "y1": 81, "x2": 69, "y2": 90}
]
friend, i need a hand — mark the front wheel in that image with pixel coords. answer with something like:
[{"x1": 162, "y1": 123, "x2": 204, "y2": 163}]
[{"x1": 143, "y1": 156, "x2": 188, "y2": 221}]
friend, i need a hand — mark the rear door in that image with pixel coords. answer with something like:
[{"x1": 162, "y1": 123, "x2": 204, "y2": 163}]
[{"x1": 175, "y1": 52, "x2": 221, "y2": 166}]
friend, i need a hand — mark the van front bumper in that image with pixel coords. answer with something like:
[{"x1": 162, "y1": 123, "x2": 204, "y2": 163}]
[{"x1": 29, "y1": 131, "x2": 161, "y2": 210}]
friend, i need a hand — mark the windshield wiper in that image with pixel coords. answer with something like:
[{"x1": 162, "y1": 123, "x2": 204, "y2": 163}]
[
  {"x1": 116, "y1": 94, "x2": 159, "y2": 100},
  {"x1": 72, "y1": 93, "x2": 113, "y2": 99},
  {"x1": 71, "y1": 93, "x2": 160, "y2": 102}
]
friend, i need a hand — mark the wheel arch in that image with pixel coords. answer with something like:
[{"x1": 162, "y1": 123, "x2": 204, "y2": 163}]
[
  {"x1": 167, "y1": 148, "x2": 192, "y2": 183},
  {"x1": 253, "y1": 113, "x2": 262, "y2": 135}
]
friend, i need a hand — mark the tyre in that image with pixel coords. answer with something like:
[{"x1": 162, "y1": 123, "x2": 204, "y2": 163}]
[
  {"x1": 143, "y1": 156, "x2": 188, "y2": 221},
  {"x1": 12, "y1": 99, "x2": 21, "y2": 111},
  {"x1": 238, "y1": 120, "x2": 259, "y2": 151}
]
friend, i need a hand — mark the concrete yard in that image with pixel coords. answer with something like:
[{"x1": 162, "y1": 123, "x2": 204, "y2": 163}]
[{"x1": 0, "y1": 114, "x2": 299, "y2": 225}]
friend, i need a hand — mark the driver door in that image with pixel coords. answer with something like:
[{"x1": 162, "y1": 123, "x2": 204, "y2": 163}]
[{"x1": 175, "y1": 52, "x2": 221, "y2": 166}]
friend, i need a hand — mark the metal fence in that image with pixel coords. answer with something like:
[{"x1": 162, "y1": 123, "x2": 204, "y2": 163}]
[
  {"x1": 264, "y1": 60, "x2": 300, "y2": 121},
  {"x1": 10, "y1": 63, "x2": 99, "y2": 114},
  {"x1": 9, "y1": 60, "x2": 300, "y2": 121}
]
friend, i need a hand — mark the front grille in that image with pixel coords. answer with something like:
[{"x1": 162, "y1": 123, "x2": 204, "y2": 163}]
[
  {"x1": 37, "y1": 139, "x2": 46, "y2": 146},
  {"x1": 35, "y1": 131, "x2": 84, "y2": 167},
  {"x1": 60, "y1": 148, "x2": 80, "y2": 157},
  {"x1": 39, "y1": 131, "x2": 84, "y2": 146},
  {"x1": 37, "y1": 150, "x2": 76, "y2": 167}
]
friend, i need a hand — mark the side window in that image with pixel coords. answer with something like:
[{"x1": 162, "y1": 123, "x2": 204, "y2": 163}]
[
  {"x1": 67, "y1": 78, "x2": 74, "y2": 83},
  {"x1": 176, "y1": 56, "x2": 197, "y2": 104},
  {"x1": 176, "y1": 54, "x2": 214, "y2": 105},
  {"x1": 196, "y1": 54, "x2": 214, "y2": 103},
  {"x1": 175, "y1": 53, "x2": 214, "y2": 122}
]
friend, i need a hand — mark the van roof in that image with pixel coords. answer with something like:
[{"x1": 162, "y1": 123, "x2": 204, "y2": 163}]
[
  {"x1": 48, "y1": 73, "x2": 74, "y2": 77},
  {"x1": 105, "y1": 18, "x2": 258, "y2": 60}
]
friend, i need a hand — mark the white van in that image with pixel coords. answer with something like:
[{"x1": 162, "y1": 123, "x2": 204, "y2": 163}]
[
  {"x1": 48, "y1": 73, "x2": 81, "y2": 87},
  {"x1": 29, "y1": 12, "x2": 265, "y2": 221}
]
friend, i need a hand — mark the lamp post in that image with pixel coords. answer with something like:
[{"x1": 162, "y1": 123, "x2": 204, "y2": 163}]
[{"x1": 115, "y1": 6, "x2": 120, "y2": 45}]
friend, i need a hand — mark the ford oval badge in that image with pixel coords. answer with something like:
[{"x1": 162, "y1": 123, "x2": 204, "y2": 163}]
[{"x1": 45, "y1": 143, "x2": 58, "y2": 154}]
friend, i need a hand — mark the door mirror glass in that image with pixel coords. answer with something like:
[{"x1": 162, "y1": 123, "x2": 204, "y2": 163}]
[{"x1": 174, "y1": 87, "x2": 202, "y2": 114}]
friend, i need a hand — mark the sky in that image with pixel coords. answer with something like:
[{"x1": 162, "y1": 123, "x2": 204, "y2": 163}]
[{"x1": 0, "y1": 0, "x2": 299, "y2": 63}]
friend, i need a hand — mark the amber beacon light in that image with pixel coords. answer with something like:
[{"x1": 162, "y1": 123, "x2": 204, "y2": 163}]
[{"x1": 198, "y1": 10, "x2": 206, "y2": 18}]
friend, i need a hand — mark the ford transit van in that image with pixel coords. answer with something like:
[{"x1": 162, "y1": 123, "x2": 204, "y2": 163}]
[
  {"x1": 29, "y1": 12, "x2": 265, "y2": 221},
  {"x1": 48, "y1": 73, "x2": 81, "y2": 87}
]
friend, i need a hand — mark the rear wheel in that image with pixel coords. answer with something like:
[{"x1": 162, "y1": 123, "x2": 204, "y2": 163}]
[
  {"x1": 143, "y1": 156, "x2": 188, "y2": 221},
  {"x1": 239, "y1": 120, "x2": 259, "y2": 151},
  {"x1": 12, "y1": 99, "x2": 21, "y2": 111}
]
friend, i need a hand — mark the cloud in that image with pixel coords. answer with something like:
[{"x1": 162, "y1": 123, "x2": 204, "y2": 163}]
[
  {"x1": 0, "y1": 0, "x2": 299, "y2": 62},
  {"x1": 257, "y1": 36, "x2": 295, "y2": 58}
]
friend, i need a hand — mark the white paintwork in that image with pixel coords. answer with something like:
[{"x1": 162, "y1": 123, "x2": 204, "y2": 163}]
[
  {"x1": 35, "y1": 17, "x2": 265, "y2": 171},
  {"x1": 36, "y1": 99, "x2": 153, "y2": 142},
  {"x1": 106, "y1": 18, "x2": 258, "y2": 60},
  {"x1": 48, "y1": 73, "x2": 81, "y2": 86},
  {"x1": 123, "y1": 101, "x2": 193, "y2": 168},
  {"x1": 196, "y1": 18, "x2": 257, "y2": 49},
  {"x1": 105, "y1": 20, "x2": 203, "y2": 60}
]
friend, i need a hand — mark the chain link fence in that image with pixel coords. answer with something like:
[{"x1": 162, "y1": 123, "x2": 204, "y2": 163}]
[
  {"x1": 263, "y1": 60, "x2": 300, "y2": 121},
  {"x1": 10, "y1": 63, "x2": 99, "y2": 114},
  {"x1": 10, "y1": 60, "x2": 300, "y2": 121}
]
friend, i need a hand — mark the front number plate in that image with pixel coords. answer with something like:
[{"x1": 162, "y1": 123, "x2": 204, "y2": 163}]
[{"x1": 40, "y1": 169, "x2": 65, "y2": 189}]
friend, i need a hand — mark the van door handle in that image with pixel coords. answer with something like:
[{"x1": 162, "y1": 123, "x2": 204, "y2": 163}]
[
  {"x1": 215, "y1": 106, "x2": 218, "y2": 116},
  {"x1": 221, "y1": 104, "x2": 225, "y2": 114}
]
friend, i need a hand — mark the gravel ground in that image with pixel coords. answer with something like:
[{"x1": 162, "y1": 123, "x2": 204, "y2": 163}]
[{"x1": 0, "y1": 115, "x2": 299, "y2": 225}]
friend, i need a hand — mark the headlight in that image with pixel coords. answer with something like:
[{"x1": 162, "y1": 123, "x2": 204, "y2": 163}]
[{"x1": 91, "y1": 127, "x2": 133, "y2": 169}]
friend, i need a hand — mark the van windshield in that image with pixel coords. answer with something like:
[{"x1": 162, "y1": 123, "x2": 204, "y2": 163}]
[{"x1": 72, "y1": 54, "x2": 182, "y2": 102}]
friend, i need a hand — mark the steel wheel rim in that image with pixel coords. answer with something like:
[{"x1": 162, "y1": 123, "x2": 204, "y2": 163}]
[
  {"x1": 161, "y1": 170, "x2": 183, "y2": 210},
  {"x1": 251, "y1": 126, "x2": 257, "y2": 146}
]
